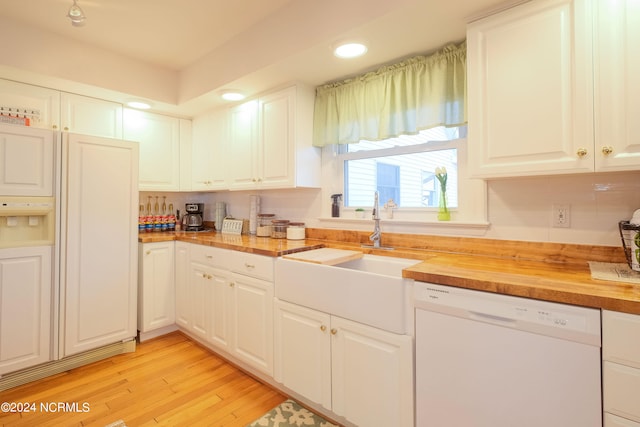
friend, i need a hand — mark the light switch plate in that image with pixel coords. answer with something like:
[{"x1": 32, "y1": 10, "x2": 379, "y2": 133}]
[{"x1": 221, "y1": 218, "x2": 243, "y2": 235}]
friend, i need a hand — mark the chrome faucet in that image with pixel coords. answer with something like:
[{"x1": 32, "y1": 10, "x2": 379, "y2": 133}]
[{"x1": 369, "y1": 191, "x2": 382, "y2": 248}]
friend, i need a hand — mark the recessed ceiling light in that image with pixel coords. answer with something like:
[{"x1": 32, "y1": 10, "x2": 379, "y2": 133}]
[
  {"x1": 220, "y1": 90, "x2": 246, "y2": 101},
  {"x1": 126, "y1": 100, "x2": 152, "y2": 110},
  {"x1": 333, "y1": 42, "x2": 368, "y2": 59}
]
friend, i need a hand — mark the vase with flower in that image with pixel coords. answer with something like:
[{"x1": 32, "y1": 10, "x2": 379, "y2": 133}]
[{"x1": 435, "y1": 167, "x2": 450, "y2": 221}]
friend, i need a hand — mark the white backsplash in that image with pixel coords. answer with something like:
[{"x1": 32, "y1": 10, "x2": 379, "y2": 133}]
[{"x1": 140, "y1": 170, "x2": 640, "y2": 247}]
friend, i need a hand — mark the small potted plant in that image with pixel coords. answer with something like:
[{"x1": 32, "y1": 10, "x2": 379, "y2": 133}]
[{"x1": 355, "y1": 208, "x2": 365, "y2": 218}]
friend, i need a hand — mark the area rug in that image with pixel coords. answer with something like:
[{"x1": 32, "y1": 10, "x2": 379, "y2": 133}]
[{"x1": 246, "y1": 399, "x2": 338, "y2": 427}]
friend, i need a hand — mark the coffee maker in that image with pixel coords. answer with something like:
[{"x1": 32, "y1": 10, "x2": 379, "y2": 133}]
[{"x1": 182, "y1": 203, "x2": 205, "y2": 231}]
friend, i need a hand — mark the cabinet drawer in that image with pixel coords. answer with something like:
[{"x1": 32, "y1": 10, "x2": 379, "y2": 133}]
[
  {"x1": 229, "y1": 252, "x2": 274, "y2": 281},
  {"x1": 604, "y1": 361, "x2": 640, "y2": 422},
  {"x1": 605, "y1": 413, "x2": 640, "y2": 427},
  {"x1": 190, "y1": 244, "x2": 230, "y2": 268},
  {"x1": 603, "y1": 310, "x2": 640, "y2": 368}
]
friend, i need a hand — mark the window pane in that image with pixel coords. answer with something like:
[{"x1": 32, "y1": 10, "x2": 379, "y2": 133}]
[{"x1": 344, "y1": 148, "x2": 458, "y2": 208}]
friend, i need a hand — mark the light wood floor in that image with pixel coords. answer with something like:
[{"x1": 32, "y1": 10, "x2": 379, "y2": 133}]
[{"x1": 0, "y1": 332, "x2": 287, "y2": 427}]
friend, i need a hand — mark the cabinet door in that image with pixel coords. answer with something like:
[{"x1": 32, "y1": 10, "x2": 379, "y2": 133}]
[
  {"x1": 174, "y1": 242, "x2": 190, "y2": 329},
  {"x1": 331, "y1": 316, "x2": 413, "y2": 427},
  {"x1": 60, "y1": 93, "x2": 123, "y2": 139},
  {"x1": 604, "y1": 361, "x2": 640, "y2": 423},
  {"x1": 230, "y1": 272, "x2": 273, "y2": 375},
  {"x1": 594, "y1": 1, "x2": 640, "y2": 172},
  {"x1": 0, "y1": 246, "x2": 52, "y2": 375},
  {"x1": 188, "y1": 262, "x2": 211, "y2": 340},
  {"x1": 227, "y1": 100, "x2": 258, "y2": 190},
  {"x1": 61, "y1": 134, "x2": 138, "y2": 357},
  {"x1": 208, "y1": 266, "x2": 232, "y2": 351},
  {"x1": 123, "y1": 109, "x2": 180, "y2": 191},
  {"x1": 274, "y1": 299, "x2": 332, "y2": 409},
  {"x1": 191, "y1": 108, "x2": 228, "y2": 190},
  {"x1": 605, "y1": 413, "x2": 640, "y2": 427},
  {"x1": 138, "y1": 242, "x2": 175, "y2": 333},
  {"x1": 259, "y1": 87, "x2": 294, "y2": 188},
  {"x1": 467, "y1": 0, "x2": 593, "y2": 178},
  {"x1": 0, "y1": 79, "x2": 60, "y2": 130},
  {"x1": 0, "y1": 124, "x2": 55, "y2": 196}
]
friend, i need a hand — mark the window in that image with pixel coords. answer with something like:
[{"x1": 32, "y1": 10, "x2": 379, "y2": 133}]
[{"x1": 341, "y1": 126, "x2": 465, "y2": 209}]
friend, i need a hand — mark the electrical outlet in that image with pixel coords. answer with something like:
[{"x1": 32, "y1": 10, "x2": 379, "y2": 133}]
[{"x1": 552, "y1": 204, "x2": 571, "y2": 228}]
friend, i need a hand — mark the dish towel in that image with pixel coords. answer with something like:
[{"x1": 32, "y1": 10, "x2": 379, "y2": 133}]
[{"x1": 588, "y1": 262, "x2": 640, "y2": 284}]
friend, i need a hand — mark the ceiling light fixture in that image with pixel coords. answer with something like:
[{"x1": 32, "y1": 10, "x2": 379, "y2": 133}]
[
  {"x1": 220, "y1": 90, "x2": 246, "y2": 101},
  {"x1": 333, "y1": 42, "x2": 368, "y2": 59},
  {"x1": 67, "y1": 0, "x2": 87, "y2": 27},
  {"x1": 126, "y1": 100, "x2": 152, "y2": 110}
]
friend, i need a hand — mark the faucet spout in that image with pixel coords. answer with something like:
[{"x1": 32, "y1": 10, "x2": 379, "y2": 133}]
[{"x1": 369, "y1": 191, "x2": 382, "y2": 248}]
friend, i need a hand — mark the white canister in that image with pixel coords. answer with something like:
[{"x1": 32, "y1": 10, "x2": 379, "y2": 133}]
[
  {"x1": 286, "y1": 222, "x2": 306, "y2": 240},
  {"x1": 630, "y1": 209, "x2": 640, "y2": 272}
]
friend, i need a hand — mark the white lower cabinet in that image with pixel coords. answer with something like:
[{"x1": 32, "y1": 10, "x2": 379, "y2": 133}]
[
  {"x1": 603, "y1": 310, "x2": 640, "y2": 424},
  {"x1": 0, "y1": 246, "x2": 52, "y2": 375},
  {"x1": 274, "y1": 299, "x2": 413, "y2": 427},
  {"x1": 174, "y1": 242, "x2": 191, "y2": 330},
  {"x1": 138, "y1": 242, "x2": 175, "y2": 340}
]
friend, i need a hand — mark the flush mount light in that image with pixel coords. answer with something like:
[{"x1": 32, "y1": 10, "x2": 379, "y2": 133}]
[
  {"x1": 67, "y1": 0, "x2": 87, "y2": 27},
  {"x1": 220, "y1": 90, "x2": 246, "y2": 101},
  {"x1": 333, "y1": 42, "x2": 368, "y2": 59},
  {"x1": 126, "y1": 100, "x2": 152, "y2": 110}
]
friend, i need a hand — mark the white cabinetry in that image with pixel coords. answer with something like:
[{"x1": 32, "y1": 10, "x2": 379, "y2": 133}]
[
  {"x1": 467, "y1": 0, "x2": 594, "y2": 178},
  {"x1": 0, "y1": 246, "x2": 52, "y2": 375},
  {"x1": 60, "y1": 93, "x2": 122, "y2": 139},
  {"x1": 138, "y1": 241, "x2": 176, "y2": 341},
  {"x1": 0, "y1": 124, "x2": 55, "y2": 196},
  {"x1": 0, "y1": 79, "x2": 60, "y2": 130},
  {"x1": 593, "y1": 1, "x2": 640, "y2": 172},
  {"x1": 603, "y1": 310, "x2": 640, "y2": 425},
  {"x1": 60, "y1": 133, "x2": 138, "y2": 357},
  {"x1": 274, "y1": 299, "x2": 413, "y2": 427},
  {"x1": 174, "y1": 241, "x2": 191, "y2": 330},
  {"x1": 227, "y1": 85, "x2": 319, "y2": 190},
  {"x1": 123, "y1": 109, "x2": 191, "y2": 191},
  {"x1": 191, "y1": 107, "x2": 228, "y2": 190}
]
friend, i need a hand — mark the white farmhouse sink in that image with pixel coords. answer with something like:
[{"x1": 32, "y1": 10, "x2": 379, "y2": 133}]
[{"x1": 275, "y1": 253, "x2": 420, "y2": 334}]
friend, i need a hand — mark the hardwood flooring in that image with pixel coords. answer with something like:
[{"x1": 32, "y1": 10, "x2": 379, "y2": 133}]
[{"x1": 0, "y1": 332, "x2": 287, "y2": 427}]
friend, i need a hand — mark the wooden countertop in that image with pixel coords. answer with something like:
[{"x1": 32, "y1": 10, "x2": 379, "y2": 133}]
[{"x1": 139, "y1": 229, "x2": 640, "y2": 315}]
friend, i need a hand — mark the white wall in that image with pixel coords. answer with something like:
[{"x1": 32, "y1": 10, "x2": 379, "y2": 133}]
[{"x1": 142, "y1": 168, "x2": 640, "y2": 247}]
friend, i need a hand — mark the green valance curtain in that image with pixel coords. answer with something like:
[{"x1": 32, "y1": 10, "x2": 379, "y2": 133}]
[{"x1": 313, "y1": 41, "x2": 467, "y2": 147}]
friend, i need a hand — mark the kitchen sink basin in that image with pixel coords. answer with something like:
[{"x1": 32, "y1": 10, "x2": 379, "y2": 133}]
[{"x1": 275, "y1": 253, "x2": 421, "y2": 334}]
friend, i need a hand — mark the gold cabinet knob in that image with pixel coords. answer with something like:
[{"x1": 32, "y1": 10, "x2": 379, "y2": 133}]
[
  {"x1": 602, "y1": 146, "x2": 614, "y2": 156},
  {"x1": 64, "y1": 126, "x2": 69, "y2": 131},
  {"x1": 576, "y1": 148, "x2": 588, "y2": 158},
  {"x1": 330, "y1": 328, "x2": 337, "y2": 335},
  {"x1": 229, "y1": 282, "x2": 235, "y2": 287},
  {"x1": 320, "y1": 325, "x2": 327, "y2": 332},
  {"x1": 146, "y1": 250, "x2": 151, "y2": 255}
]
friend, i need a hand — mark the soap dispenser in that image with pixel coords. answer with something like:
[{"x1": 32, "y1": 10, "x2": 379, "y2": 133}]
[{"x1": 331, "y1": 194, "x2": 342, "y2": 217}]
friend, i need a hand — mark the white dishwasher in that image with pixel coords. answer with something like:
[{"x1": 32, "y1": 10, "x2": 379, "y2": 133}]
[{"x1": 414, "y1": 282, "x2": 602, "y2": 427}]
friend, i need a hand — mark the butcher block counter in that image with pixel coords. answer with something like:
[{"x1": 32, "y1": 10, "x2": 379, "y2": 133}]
[{"x1": 139, "y1": 228, "x2": 640, "y2": 315}]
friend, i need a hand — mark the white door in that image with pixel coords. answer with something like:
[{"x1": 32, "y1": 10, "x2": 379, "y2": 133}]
[
  {"x1": 467, "y1": 0, "x2": 593, "y2": 178},
  {"x1": 123, "y1": 109, "x2": 180, "y2": 191},
  {"x1": 61, "y1": 133, "x2": 138, "y2": 357},
  {"x1": 208, "y1": 266, "x2": 232, "y2": 351},
  {"x1": 227, "y1": 100, "x2": 258, "y2": 190},
  {"x1": 0, "y1": 124, "x2": 54, "y2": 196},
  {"x1": 230, "y1": 272, "x2": 273, "y2": 375},
  {"x1": 174, "y1": 242, "x2": 190, "y2": 329},
  {"x1": 274, "y1": 299, "x2": 332, "y2": 409},
  {"x1": 331, "y1": 316, "x2": 413, "y2": 427},
  {"x1": 0, "y1": 246, "x2": 52, "y2": 375},
  {"x1": 259, "y1": 87, "x2": 294, "y2": 188},
  {"x1": 0, "y1": 79, "x2": 60, "y2": 130},
  {"x1": 60, "y1": 93, "x2": 123, "y2": 139},
  {"x1": 188, "y1": 262, "x2": 211, "y2": 339},
  {"x1": 138, "y1": 242, "x2": 175, "y2": 332},
  {"x1": 594, "y1": 1, "x2": 640, "y2": 172},
  {"x1": 191, "y1": 108, "x2": 228, "y2": 190}
]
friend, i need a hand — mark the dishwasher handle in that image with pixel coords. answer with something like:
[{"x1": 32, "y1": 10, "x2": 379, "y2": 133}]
[{"x1": 468, "y1": 310, "x2": 517, "y2": 324}]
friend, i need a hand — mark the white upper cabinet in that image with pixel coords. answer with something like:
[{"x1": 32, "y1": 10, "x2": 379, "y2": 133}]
[
  {"x1": 0, "y1": 79, "x2": 60, "y2": 130},
  {"x1": 0, "y1": 124, "x2": 55, "y2": 196},
  {"x1": 593, "y1": 1, "x2": 640, "y2": 172},
  {"x1": 124, "y1": 109, "x2": 189, "y2": 191},
  {"x1": 191, "y1": 107, "x2": 228, "y2": 190},
  {"x1": 226, "y1": 85, "x2": 320, "y2": 190},
  {"x1": 468, "y1": 0, "x2": 594, "y2": 178},
  {"x1": 60, "y1": 93, "x2": 123, "y2": 139}
]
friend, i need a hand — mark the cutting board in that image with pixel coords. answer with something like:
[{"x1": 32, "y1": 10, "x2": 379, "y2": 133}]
[{"x1": 283, "y1": 248, "x2": 363, "y2": 265}]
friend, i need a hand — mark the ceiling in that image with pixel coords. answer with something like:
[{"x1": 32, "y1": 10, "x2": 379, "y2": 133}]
[{"x1": 0, "y1": 0, "x2": 521, "y2": 117}]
